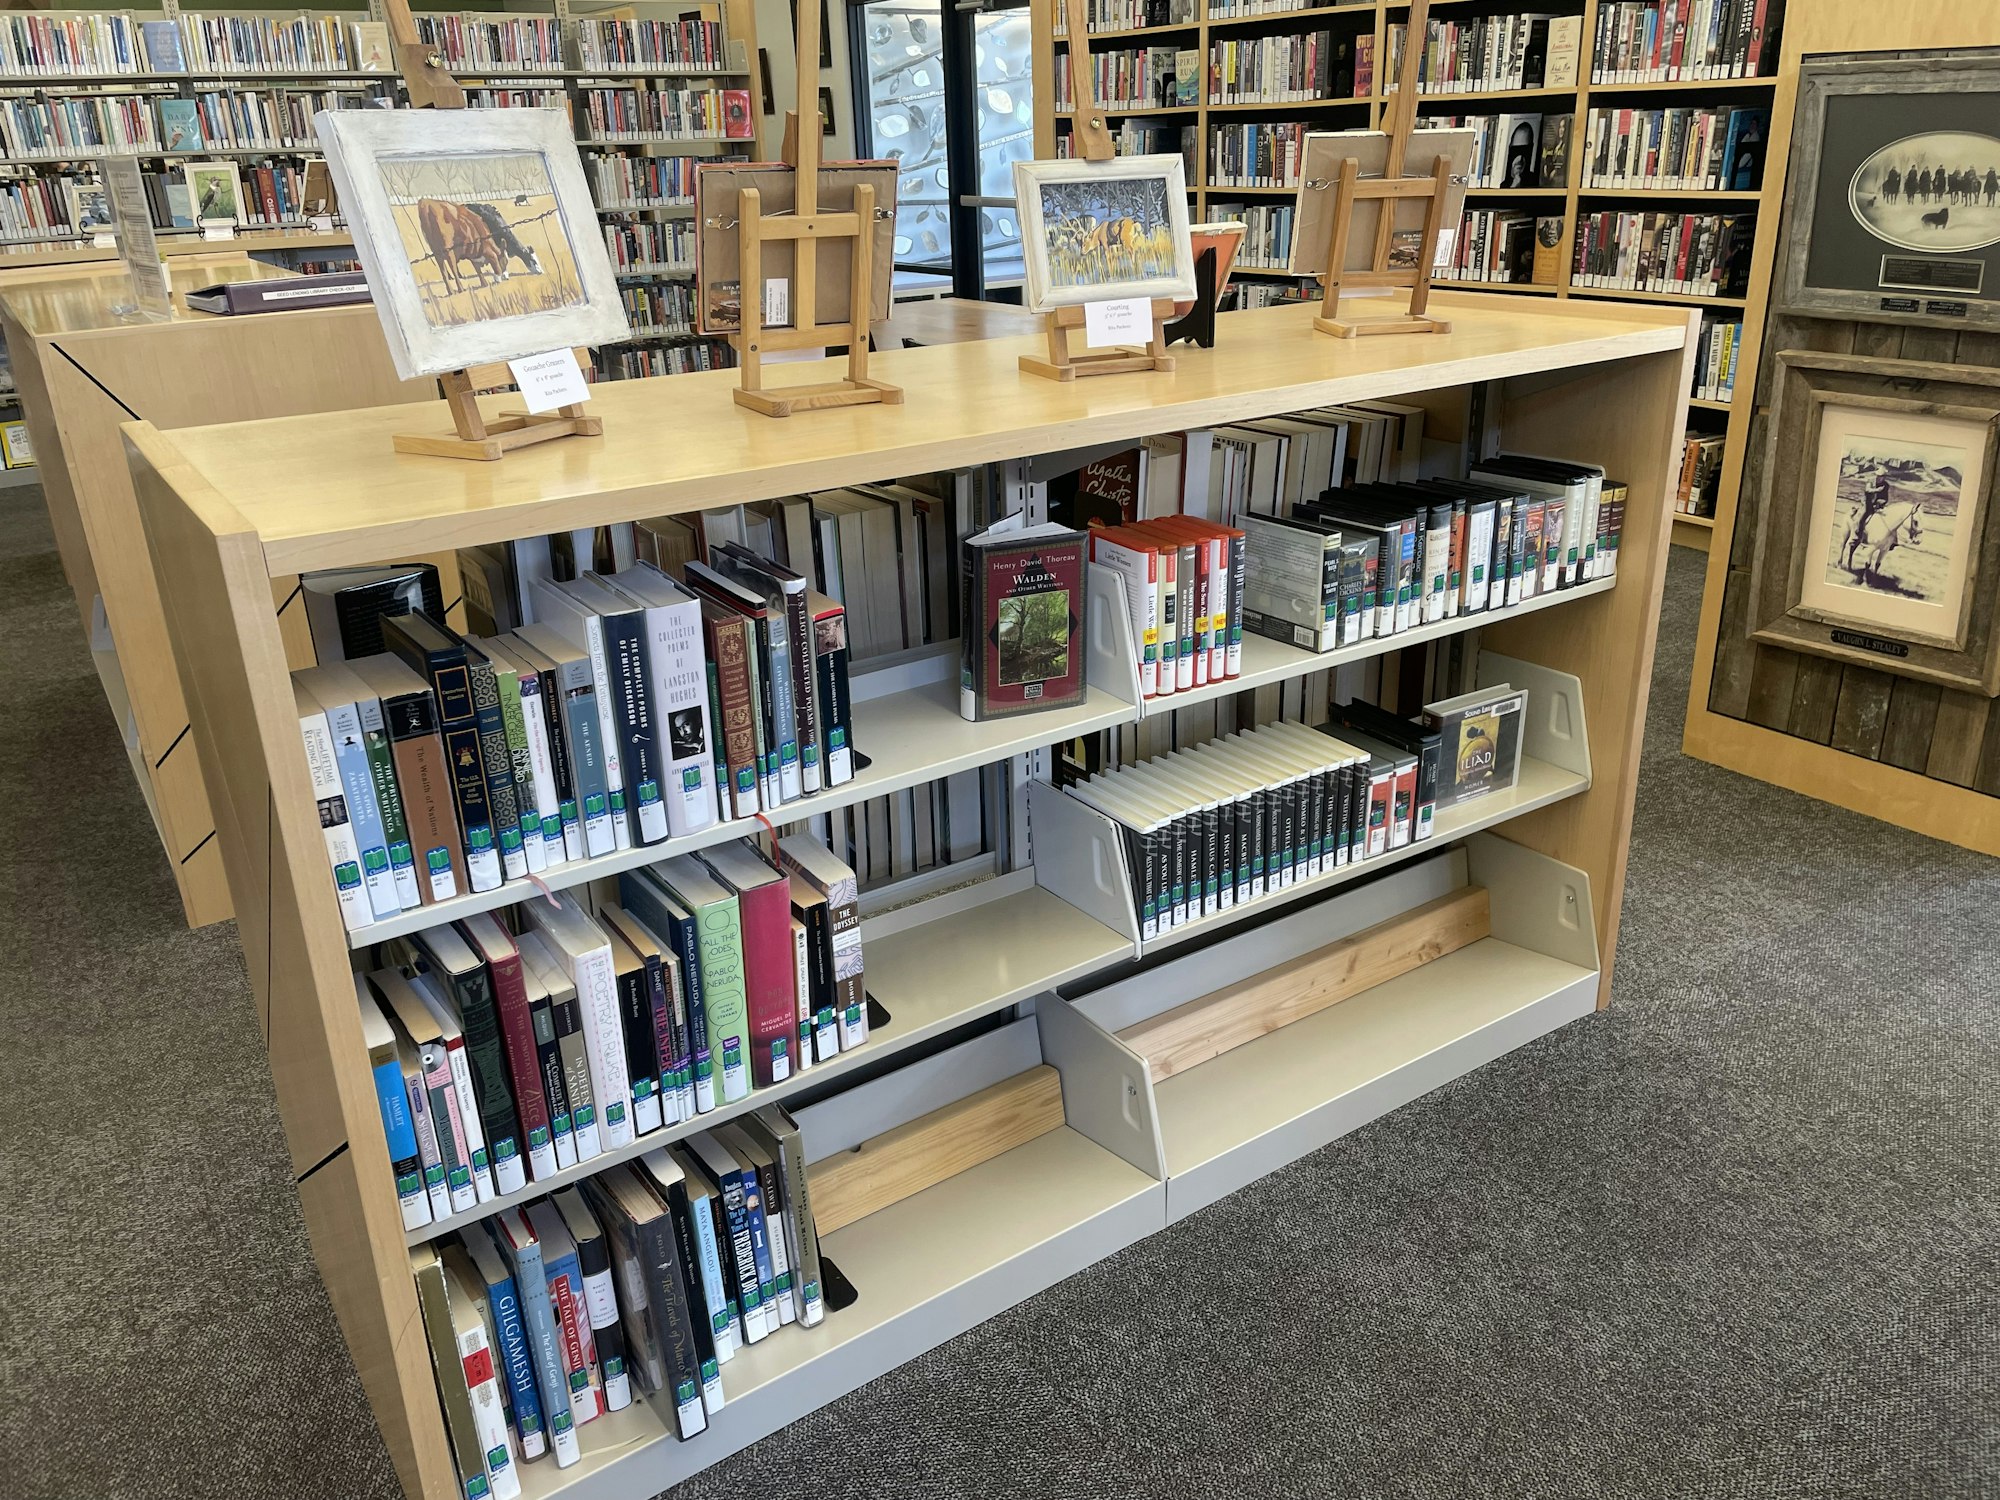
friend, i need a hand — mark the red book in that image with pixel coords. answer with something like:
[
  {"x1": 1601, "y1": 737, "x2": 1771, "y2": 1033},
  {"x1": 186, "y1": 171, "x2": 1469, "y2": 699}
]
[
  {"x1": 698, "y1": 842, "x2": 797, "y2": 1087},
  {"x1": 957, "y1": 523, "x2": 1088, "y2": 720},
  {"x1": 722, "y1": 88, "x2": 754, "y2": 140},
  {"x1": 459, "y1": 912, "x2": 556, "y2": 1182}
]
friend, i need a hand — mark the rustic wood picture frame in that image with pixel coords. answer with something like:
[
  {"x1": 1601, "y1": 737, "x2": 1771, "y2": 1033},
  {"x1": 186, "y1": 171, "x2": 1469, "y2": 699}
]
[
  {"x1": 1777, "y1": 53, "x2": 2000, "y2": 332},
  {"x1": 1749, "y1": 351, "x2": 2000, "y2": 695}
]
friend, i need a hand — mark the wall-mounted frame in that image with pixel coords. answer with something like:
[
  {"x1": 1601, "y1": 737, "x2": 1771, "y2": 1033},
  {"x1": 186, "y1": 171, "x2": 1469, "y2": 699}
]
[
  {"x1": 1777, "y1": 53, "x2": 2000, "y2": 331},
  {"x1": 1749, "y1": 351, "x2": 2000, "y2": 695}
]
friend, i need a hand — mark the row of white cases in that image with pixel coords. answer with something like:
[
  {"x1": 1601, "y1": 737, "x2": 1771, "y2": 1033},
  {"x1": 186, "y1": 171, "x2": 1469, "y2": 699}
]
[
  {"x1": 1238, "y1": 470, "x2": 1625, "y2": 656},
  {"x1": 1206, "y1": 120, "x2": 1308, "y2": 190},
  {"x1": 1676, "y1": 432, "x2": 1726, "y2": 516},
  {"x1": 1419, "y1": 113, "x2": 1569, "y2": 190},
  {"x1": 603, "y1": 217, "x2": 698, "y2": 271},
  {"x1": 419, "y1": 1109, "x2": 824, "y2": 1498},
  {"x1": 575, "y1": 18, "x2": 731, "y2": 73},
  {"x1": 1209, "y1": 31, "x2": 1355, "y2": 105},
  {"x1": 1433, "y1": 209, "x2": 1558, "y2": 287},
  {"x1": 1066, "y1": 717, "x2": 1451, "y2": 940},
  {"x1": 1693, "y1": 315, "x2": 1742, "y2": 404},
  {"x1": 577, "y1": 87, "x2": 747, "y2": 142},
  {"x1": 1582, "y1": 105, "x2": 1769, "y2": 192},
  {"x1": 1385, "y1": 13, "x2": 1585, "y2": 95},
  {"x1": 360, "y1": 836, "x2": 864, "y2": 1235},
  {"x1": 1570, "y1": 209, "x2": 1752, "y2": 297},
  {"x1": 1053, "y1": 0, "x2": 1198, "y2": 34},
  {"x1": 1589, "y1": 0, "x2": 1782, "y2": 84},
  {"x1": 1212, "y1": 200, "x2": 1296, "y2": 269},
  {"x1": 1050, "y1": 46, "x2": 1186, "y2": 111}
]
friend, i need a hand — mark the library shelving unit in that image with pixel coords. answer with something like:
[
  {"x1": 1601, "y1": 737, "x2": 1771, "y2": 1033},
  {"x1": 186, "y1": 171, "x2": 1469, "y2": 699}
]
[
  {"x1": 129, "y1": 293, "x2": 1694, "y2": 1499},
  {"x1": 1030, "y1": 0, "x2": 1784, "y2": 553}
]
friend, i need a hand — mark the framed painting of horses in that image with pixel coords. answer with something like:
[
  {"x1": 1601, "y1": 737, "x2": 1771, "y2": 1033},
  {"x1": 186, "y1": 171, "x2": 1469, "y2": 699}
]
[
  {"x1": 1749, "y1": 352, "x2": 2000, "y2": 696},
  {"x1": 1778, "y1": 54, "x2": 2000, "y2": 332},
  {"x1": 314, "y1": 107, "x2": 629, "y2": 380},
  {"x1": 1012, "y1": 155, "x2": 1196, "y2": 314}
]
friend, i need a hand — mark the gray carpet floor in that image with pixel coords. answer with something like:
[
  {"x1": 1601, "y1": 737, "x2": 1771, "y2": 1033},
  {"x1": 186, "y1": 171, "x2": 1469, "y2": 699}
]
[{"x1": 2, "y1": 483, "x2": 1993, "y2": 1500}]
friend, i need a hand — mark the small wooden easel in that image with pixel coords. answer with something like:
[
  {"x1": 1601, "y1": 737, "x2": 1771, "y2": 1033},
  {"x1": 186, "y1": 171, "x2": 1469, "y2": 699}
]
[
  {"x1": 1020, "y1": 0, "x2": 1175, "y2": 382},
  {"x1": 1315, "y1": 0, "x2": 1454, "y2": 339},
  {"x1": 383, "y1": 0, "x2": 603, "y2": 459},
  {"x1": 729, "y1": 0, "x2": 901, "y2": 417}
]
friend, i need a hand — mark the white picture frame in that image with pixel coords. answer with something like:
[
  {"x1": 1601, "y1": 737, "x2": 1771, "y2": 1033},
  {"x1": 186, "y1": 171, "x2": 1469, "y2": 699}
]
[
  {"x1": 63, "y1": 179, "x2": 112, "y2": 234},
  {"x1": 315, "y1": 107, "x2": 631, "y2": 380},
  {"x1": 1011, "y1": 154, "x2": 1197, "y2": 313},
  {"x1": 183, "y1": 160, "x2": 242, "y2": 230}
]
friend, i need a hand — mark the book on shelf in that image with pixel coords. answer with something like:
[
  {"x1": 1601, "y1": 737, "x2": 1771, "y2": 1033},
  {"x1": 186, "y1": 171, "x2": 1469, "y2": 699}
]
[
  {"x1": 957, "y1": 518, "x2": 1088, "y2": 722},
  {"x1": 1583, "y1": 104, "x2": 1769, "y2": 192},
  {"x1": 411, "y1": 1242, "x2": 523, "y2": 1500},
  {"x1": 1590, "y1": 0, "x2": 1783, "y2": 84}
]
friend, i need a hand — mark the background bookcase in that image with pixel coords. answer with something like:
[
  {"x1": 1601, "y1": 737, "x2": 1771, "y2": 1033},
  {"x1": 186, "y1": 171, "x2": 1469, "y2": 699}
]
[
  {"x1": 1028, "y1": 0, "x2": 1786, "y2": 553},
  {"x1": 0, "y1": 2, "x2": 761, "y2": 381},
  {"x1": 128, "y1": 296, "x2": 1693, "y2": 1499}
]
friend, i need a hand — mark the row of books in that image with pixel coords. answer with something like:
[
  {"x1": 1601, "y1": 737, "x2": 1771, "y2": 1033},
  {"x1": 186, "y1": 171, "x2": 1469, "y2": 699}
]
[
  {"x1": 410, "y1": 1115, "x2": 821, "y2": 1493},
  {"x1": 1238, "y1": 459, "x2": 1626, "y2": 655},
  {"x1": 360, "y1": 834, "x2": 864, "y2": 1234},
  {"x1": 1421, "y1": 113, "x2": 1570, "y2": 190},
  {"x1": 163, "y1": 86, "x2": 374, "y2": 153},
  {"x1": 1589, "y1": 0, "x2": 1782, "y2": 83},
  {"x1": 1053, "y1": 0, "x2": 1198, "y2": 33},
  {"x1": 0, "y1": 87, "x2": 383, "y2": 159},
  {"x1": 617, "y1": 280, "x2": 697, "y2": 336},
  {"x1": 1056, "y1": 120, "x2": 1195, "y2": 170},
  {"x1": 576, "y1": 86, "x2": 751, "y2": 143},
  {"x1": 1207, "y1": 119, "x2": 1310, "y2": 190},
  {"x1": 575, "y1": 17, "x2": 732, "y2": 74},
  {"x1": 1693, "y1": 314, "x2": 1742, "y2": 404},
  {"x1": 1386, "y1": 13, "x2": 1584, "y2": 95},
  {"x1": 1581, "y1": 104, "x2": 1769, "y2": 192},
  {"x1": 413, "y1": 13, "x2": 564, "y2": 74},
  {"x1": 603, "y1": 217, "x2": 698, "y2": 273},
  {"x1": 1091, "y1": 518, "x2": 1247, "y2": 702},
  {"x1": 1434, "y1": 208, "x2": 1557, "y2": 287},
  {"x1": 0, "y1": 170, "x2": 98, "y2": 238},
  {"x1": 1676, "y1": 431, "x2": 1727, "y2": 516},
  {"x1": 1226, "y1": 280, "x2": 1308, "y2": 311},
  {"x1": 1215, "y1": 199, "x2": 1295, "y2": 269},
  {"x1": 1051, "y1": 46, "x2": 1185, "y2": 112},
  {"x1": 590, "y1": 152, "x2": 718, "y2": 208},
  {"x1": 463, "y1": 88, "x2": 570, "y2": 114},
  {"x1": 1570, "y1": 208, "x2": 1752, "y2": 297},
  {"x1": 595, "y1": 340, "x2": 733, "y2": 380},
  {"x1": 1208, "y1": 31, "x2": 1357, "y2": 105}
]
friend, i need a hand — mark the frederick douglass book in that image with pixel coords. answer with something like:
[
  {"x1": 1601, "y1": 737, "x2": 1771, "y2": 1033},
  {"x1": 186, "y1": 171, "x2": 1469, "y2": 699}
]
[{"x1": 958, "y1": 519, "x2": 1088, "y2": 721}]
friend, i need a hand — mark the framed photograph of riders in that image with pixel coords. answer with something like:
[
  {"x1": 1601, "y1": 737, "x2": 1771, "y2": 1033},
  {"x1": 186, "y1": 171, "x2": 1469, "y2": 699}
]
[
  {"x1": 1777, "y1": 54, "x2": 2000, "y2": 331},
  {"x1": 1012, "y1": 154, "x2": 1197, "y2": 313},
  {"x1": 1749, "y1": 351, "x2": 2000, "y2": 696},
  {"x1": 313, "y1": 106, "x2": 629, "y2": 380}
]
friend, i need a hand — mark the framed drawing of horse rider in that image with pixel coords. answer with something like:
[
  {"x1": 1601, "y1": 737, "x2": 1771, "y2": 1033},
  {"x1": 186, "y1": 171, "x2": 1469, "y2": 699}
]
[
  {"x1": 1012, "y1": 155, "x2": 1197, "y2": 313},
  {"x1": 315, "y1": 107, "x2": 629, "y2": 380},
  {"x1": 1749, "y1": 351, "x2": 2000, "y2": 695},
  {"x1": 1777, "y1": 53, "x2": 2000, "y2": 331}
]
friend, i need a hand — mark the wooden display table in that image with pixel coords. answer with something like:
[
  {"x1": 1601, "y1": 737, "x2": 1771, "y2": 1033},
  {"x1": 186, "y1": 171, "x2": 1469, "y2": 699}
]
[
  {"x1": 3, "y1": 258, "x2": 431, "y2": 926},
  {"x1": 883, "y1": 296, "x2": 1047, "y2": 348},
  {"x1": 126, "y1": 294, "x2": 1694, "y2": 1499}
]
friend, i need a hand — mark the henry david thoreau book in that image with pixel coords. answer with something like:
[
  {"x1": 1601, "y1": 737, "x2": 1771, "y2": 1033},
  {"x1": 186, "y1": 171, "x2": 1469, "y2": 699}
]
[{"x1": 957, "y1": 519, "x2": 1087, "y2": 722}]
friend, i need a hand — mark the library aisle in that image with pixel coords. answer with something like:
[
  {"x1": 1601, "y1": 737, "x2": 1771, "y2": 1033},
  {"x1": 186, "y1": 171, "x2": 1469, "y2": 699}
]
[{"x1": 3, "y1": 479, "x2": 1990, "y2": 1499}]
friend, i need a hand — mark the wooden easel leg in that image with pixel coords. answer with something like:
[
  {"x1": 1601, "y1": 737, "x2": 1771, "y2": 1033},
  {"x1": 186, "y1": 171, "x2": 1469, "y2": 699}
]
[
  {"x1": 733, "y1": 186, "x2": 768, "y2": 408},
  {"x1": 440, "y1": 371, "x2": 489, "y2": 443},
  {"x1": 1315, "y1": 160, "x2": 1361, "y2": 336},
  {"x1": 1406, "y1": 155, "x2": 1454, "y2": 330}
]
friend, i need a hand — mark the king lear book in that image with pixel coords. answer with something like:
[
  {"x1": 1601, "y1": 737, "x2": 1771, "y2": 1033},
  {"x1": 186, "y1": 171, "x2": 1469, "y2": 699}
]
[{"x1": 958, "y1": 519, "x2": 1088, "y2": 722}]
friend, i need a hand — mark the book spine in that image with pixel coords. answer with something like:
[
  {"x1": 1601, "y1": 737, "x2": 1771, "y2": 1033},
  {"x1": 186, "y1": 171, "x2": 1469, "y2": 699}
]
[
  {"x1": 684, "y1": 1188, "x2": 739, "y2": 1358},
  {"x1": 454, "y1": 1314, "x2": 520, "y2": 1500},
  {"x1": 751, "y1": 1160, "x2": 794, "y2": 1323},
  {"x1": 503, "y1": 1235, "x2": 581, "y2": 1465},
  {"x1": 533, "y1": 999, "x2": 580, "y2": 1170},
  {"x1": 554, "y1": 998, "x2": 602, "y2": 1161},
  {"x1": 780, "y1": 585, "x2": 820, "y2": 796},
  {"x1": 544, "y1": 1252, "x2": 601, "y2": 1424},
  {"x1": 407, "y1": 1074, "x2": 453, "y2": 1221},
  {"x1": 298, "y1": 706, "x2": 374, "y2": 931},
  {"x1": 574, "y1": 1233, "x2": 633, "y2": 1412},
  {"x1": 616, "y1": 961, "x2": 665, "y2": 1135},
  {"x1": 528, "y1": 663, "x2": 584, "y2": 861},
  {"x1": 353, "y1": 694, "x2": 422, "y2": 909},
  {"x1": 445, "y1": 963, "x2": 525, "y2": 1196},
  {"x1": 692, "y1": 897, "x2": 750, "y2": 1103},
  {"x1": 369, "y1": 1055, "x2": 430, "y2": 1230},
  {"x1": 465, "y1": 653, "x2": 529, "y2": 881},
  {"x1": 557, "y1": 660, "x2": 616, "y2": 857},
  {"x1": 489, "y1": 954, "x2": 560, "y2": 1183},
  {"x1": 670, "y1": 913, "x2": 716, "y2": 1114},
  {"x1": 648, "y1": 958, "x2": 691, "y2": 1124},
  {"x1": 740, "y1": 617, "x2": 780, "y2": 810},
  {"x1": 714, "y1": 1167, "x2": 768, "y2": 1342},
  {"x1": 814, "y1": 612, "x2": 854, "y2": 785},
  {"x1": 957, "y1": 536, "x2": 982, "y2": 719},
  {"x1": 324, "y1": 698, "x2": 403, "y2": 918},
  {"x1": 636, "y1": 1214, "x2": 708, "y2": 1435},
  {"x1": 411, "y1": 1253, "x2": 502, "y2": 1500},
  {"x1": 601, "y1": 611, "x2": 670, "y2": 843},
  {"x1": 582, "y1": 613, "x2": 634, "y2": 851},
  {"x1": 426, "y1": 656, "x2": 504, "y2": 893},
  {"x1": 770, "y1": 1118, "x2": 824, "y2": 1326},
  {"x1": 736, "y1": 875, "x2": 796, "y2": 1088},
  {"x1": 490, "y1": 658, "x2": 547, "y2": 875},
  {"x1": 429, "y1": 1040, "x2": 488, "y2": 1210},
  {"x1": 790, "y1": 919, "x2": 813, "y2": 1074},
  {"x1": 709, "y1": 615, "x2": 762, "y2": 818},
  {"x1": 759, "y1": 609, "x2": 802, "y2": 803},
  {"x1": 646, "y1": 596, "x2": 720, "y2": 835},
  {"x1": 480, "y1": 1267, "x2": 547, "y2": 1461},
  {"x1": 513, "y1": 667, "x2": 568, "y2": 864},
  {"x1": 575, "y1": 944, "x2": 637, "y2": 1149}
]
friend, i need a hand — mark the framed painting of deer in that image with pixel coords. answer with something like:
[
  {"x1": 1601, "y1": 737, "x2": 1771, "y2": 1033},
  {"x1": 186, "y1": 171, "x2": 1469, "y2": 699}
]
[
  {"x1": 1777, "y1": 54, "x2": 2000, "y2": 332},
  {"x1": 314, "y1": 106, "x2": 629, "y2": 380},
  {"x1": 1012, "y1": 155, "x2": 1196, "y2": 314},
  {"x1": 1749, "y1": 351, "x2": 2000, "y2": 695}
]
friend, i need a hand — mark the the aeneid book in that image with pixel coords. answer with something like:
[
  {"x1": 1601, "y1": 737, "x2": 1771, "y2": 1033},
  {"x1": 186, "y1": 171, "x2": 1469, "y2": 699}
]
[{"x1": 958, "y1": 521, "x2": 1087, "y2": 722}]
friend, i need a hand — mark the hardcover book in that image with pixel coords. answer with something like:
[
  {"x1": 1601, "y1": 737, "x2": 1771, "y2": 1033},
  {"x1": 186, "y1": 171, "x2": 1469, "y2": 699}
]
[{"x1": 957, "y1": 520, "x2": 1088, "y2": 721}]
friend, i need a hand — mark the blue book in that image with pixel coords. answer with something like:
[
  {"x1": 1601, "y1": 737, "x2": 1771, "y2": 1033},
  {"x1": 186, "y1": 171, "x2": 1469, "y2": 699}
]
[
  {"x1": 458, "y1": 1228, "x2": 547, "y2": 1462},
  {"x1": 491, "y1": 1210, "x2": 581, "y2": 1467},
  {"x1": 685, "y1": 1133, "x2": 768, "y2": 1343},
  {"x1": 310, "y1": 683, "x2": 404, "y2": 921},
  {"x1": 618, "y1": 869, "x2": 716, "y2": 1114},
  {"x1": 525, "y1": 1201, "x2": 602, "y2": 1424},
  {"x1": 358, "y1": 980, "x2": 429, "y2": 1231},
  {"x1": 516, "y1": 624, "x2": 616, "y2": 859}
]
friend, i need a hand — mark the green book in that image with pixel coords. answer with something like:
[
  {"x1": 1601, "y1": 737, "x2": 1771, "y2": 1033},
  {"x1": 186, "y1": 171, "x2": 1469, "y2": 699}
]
[
  {"x1": 481, "y1": 637, "x2": 546, "y2": 873},
  {"x1": 655, "y1": 854, "x2": 750, "y2": 1104}
]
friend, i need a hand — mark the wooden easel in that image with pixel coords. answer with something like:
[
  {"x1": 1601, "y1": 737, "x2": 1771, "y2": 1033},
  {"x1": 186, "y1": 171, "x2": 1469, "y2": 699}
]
[
  {"x1": 1315, "y1": 0, "x2": 1454, "y2": 339},
  {"x1": 1020, "y1": 0, "x2": 1176, "y2": 382},
  {"x1": 730, "y1": 0, "x2": 901, "y2": 417},
  {"x1": 382, "y1": 0, "x2": 604, "y2": 459}
]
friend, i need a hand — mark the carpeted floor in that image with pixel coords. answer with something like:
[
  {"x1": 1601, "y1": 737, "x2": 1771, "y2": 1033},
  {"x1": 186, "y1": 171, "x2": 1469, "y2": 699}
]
[{"x1": 2, "y1": 483, "x2": 1993, "y2": 1500}]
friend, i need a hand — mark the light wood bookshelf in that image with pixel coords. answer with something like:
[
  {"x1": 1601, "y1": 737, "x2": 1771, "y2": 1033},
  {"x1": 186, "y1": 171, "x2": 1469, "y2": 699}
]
[
  {"x1": 127, "y1": 295, "x2": 1693, "y2": 1499},
  {"x1": 1031, "y1": 0, "x2": 1781, "y2": 542}
]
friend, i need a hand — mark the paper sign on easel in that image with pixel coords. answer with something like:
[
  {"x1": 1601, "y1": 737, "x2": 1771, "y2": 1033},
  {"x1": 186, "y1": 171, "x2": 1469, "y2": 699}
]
[
  {"x1": 1083, "y1": 297, "x2": 1153, "y2": 349},
  {"x1": 508, "y1": 351, "x2": 592, "y2": 415}
]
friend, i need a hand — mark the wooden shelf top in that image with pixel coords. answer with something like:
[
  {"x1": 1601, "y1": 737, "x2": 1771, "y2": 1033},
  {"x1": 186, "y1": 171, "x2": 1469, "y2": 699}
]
[{"x1": 134, "y1": 296, "x2": 1692, "y2": 576}]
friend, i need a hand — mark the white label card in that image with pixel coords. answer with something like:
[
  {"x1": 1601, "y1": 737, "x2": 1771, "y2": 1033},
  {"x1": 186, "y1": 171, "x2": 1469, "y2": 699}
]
[
  {"x1": 508, "y1": 350, "x2": 591, "y2": 414},
  {"x1": 1083, "y1": 296, "x2": 1152, "y2": 349},
  {"x1": 763, "y1": 276, "x2": 790, "y2": 326}
]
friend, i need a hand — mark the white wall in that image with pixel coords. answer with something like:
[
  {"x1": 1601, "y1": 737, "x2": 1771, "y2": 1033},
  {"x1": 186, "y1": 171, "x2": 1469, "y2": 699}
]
[{"x1": 754, "y1": 0, "x2": 857, "y2": 160}]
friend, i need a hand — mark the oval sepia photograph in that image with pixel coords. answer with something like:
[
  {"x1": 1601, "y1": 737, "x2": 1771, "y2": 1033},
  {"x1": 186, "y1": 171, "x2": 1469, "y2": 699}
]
[{"x1": 1846, "y1": 130, "x2": 2000, "y2": 251}]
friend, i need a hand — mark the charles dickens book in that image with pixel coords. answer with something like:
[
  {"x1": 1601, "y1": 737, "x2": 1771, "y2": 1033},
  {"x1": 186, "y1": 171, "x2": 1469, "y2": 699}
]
[{"x1": 957, "y1": 520, "x2": 1088, "y2": 722}]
